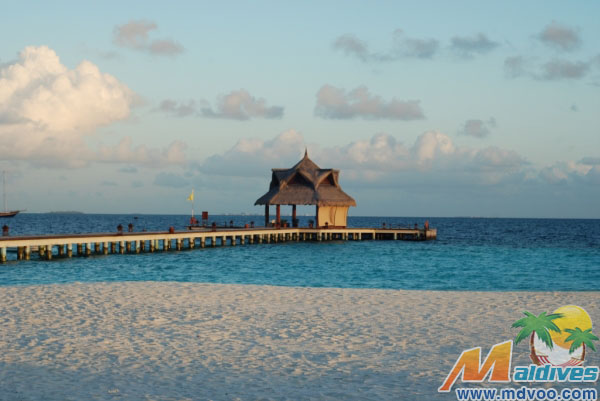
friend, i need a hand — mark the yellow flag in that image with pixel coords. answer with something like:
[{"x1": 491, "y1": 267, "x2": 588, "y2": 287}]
[{"x1": 187, "y1": 190, "x2": 194, "y2": 202}]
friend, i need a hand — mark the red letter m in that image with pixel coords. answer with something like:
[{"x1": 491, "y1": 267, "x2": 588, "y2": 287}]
[{"x1": 438, "y1": 340, "x2": 512, "y2": 392}]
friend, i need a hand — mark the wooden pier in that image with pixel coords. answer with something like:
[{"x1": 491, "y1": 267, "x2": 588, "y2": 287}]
[{"x1": 0, "y1": 227, "x2": 436, "y2": 262}]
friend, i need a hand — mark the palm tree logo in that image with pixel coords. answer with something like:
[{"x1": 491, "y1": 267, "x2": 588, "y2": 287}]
[{"x1": 512, "y1": 305, "x2": 598, "y2": 366}]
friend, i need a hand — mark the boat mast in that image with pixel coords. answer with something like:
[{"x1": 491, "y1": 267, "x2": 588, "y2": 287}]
[{"x1": 2, "y1": 171, "x2": 6, "y2": 213}]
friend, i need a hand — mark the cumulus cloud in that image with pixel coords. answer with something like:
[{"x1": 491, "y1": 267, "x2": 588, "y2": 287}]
[
  {"x1": 538, "y1": 21, "x2": 581, "y2": 52},
  {"x1": 200, "y1": 130, "x2": 526, "y2": 188},
  {"x1": 458, "y1": 118, "x2": 497, "y2": 138},
  {"x1": 314, "y1": 85, "x2": 424, "y2": 120},
  {"x1": 450, "y1": 33, "x2": 499, "y2": 57},
  {"x1": 199, "y1": 129, "x2": 305, "y2": 177},
  {"x1": 540, "y1": 159, "x2": 600, "y2": 185},
  {"x1": 113, "y1": 20, "x2": 183, "y2": 56},
  {"x1": 0, "y1": 46, "x2": 134, "y2": 166},
  {"x1": 0, "y1": 46, "x2": 182, "y2": 168},
  {"x1": 322, "y1": 131, "x2": 525, "y2": 180},
  {"x1": 332, "y1": 30, "x2": 439, "y2": 62},
  {"x1": 200, "y1": 89, "x2": 284, "y2": 120}
]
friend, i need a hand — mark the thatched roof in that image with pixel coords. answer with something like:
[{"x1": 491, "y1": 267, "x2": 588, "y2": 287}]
[{"x1": 255, "y1": 150, "x2": 357, "y2": 207}]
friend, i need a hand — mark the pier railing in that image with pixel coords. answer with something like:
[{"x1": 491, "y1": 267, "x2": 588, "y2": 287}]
[{"x1": 0, "y1": 226, "x2": 436, "y2": 262}]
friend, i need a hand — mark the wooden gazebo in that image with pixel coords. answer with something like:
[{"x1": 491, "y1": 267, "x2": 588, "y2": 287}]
[{"x1": 255, "y1": 150, "x2": 356, "y2": 228}]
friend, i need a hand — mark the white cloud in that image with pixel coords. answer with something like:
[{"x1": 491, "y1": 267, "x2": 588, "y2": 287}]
[
  {"x1": 113, "y1": 20, "x2": 183, "y2": 56},
  {"x1": 0, "y1": 46, "x2": 183, "y2": 167},
  {"x1": 199, "y1": 129, "x2": 304, "y2": 176},
  {"x1": 540, "y1": 159, "x2": 600, "y2": 184},
  {"x1": 314, "y1": 85, "x2": 424, "y2": 120},
  {"x1": 200, "y1": 89, "x2": 284, "y2": 120},
  {"x1": 200, "y1": 130, "x2": 526, "y2": 187}
]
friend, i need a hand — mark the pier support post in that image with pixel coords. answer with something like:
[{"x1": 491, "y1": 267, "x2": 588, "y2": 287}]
[
  {"x1": 46, "y1": 246, "x2": 53, "y2": 260},
  {"x1": 163, "y1": 239, "x2": 168, "y2": 251},
  {"x1": 25, "y1": 246, "x2": 31, "y2": 260},
  {"x1": 201, "y1": 238, "x2": 205, "y2": 248},
  {"x1": 258, "y1": 235, "x2": 263, "y2": 244},
  {"x1": 85, "y1": 243, "x2": 91, "y2": 256},
  {"x1": 67, "y1": 244, "x2": 73, "y2": 257},
  {"x1": 119, "y1": 241, "x2": 125, "y2": 254},
  {"x1": 126, "y1": 241, "x2": 131, "y2": 253},
  {"x1": 140, "y1": 240, "x2": 145, "y2": 252},
  {"x1": 240, "y1": 236, "x2": 245, "y2": 245},
  {"x1": 189, "y1": 238, "x2": 195, "y2": 249},
  {"x1": 249, "y1": 236, "x2": 254, "y2": 244},
  {"x1": 110, "y1": 242, "x2": 116, "y2": 253},
  {"x1": 265, "y1": 204, "x2": 269, "y2": 227},
  {"x1": 211, "y1": 237, "x2": 216, "y2": 247},
  {"x1": 1, "y1": 247, "x2": 6, "y2": 263},
  {"x1": 176, "y1": 239, "x2": 181, "y2": 251},
  {"x1": 232, "y1": 236, "x2": 236, "y2": 246},
  {"x1": 77, "y1": 243, "x2": 83, "y2": 255},
  {"x1": 58, "y1": 245, "x2": 65, "y2": 257},
  {"x1": 393, "y1": 233, "x2": 397, "y2": 240},
  {"x1": 149, "y1": 240, "x2": 155, "y2": 252},
  {"x1": 135, "y1": 241, "x2": 140, "y2": 254},
  {"x1": 103, "y1": 242, "x2": 109, "y2": 255},
  {"x1": 17, "y1": 246, "x2": 24, "y2": 260}
]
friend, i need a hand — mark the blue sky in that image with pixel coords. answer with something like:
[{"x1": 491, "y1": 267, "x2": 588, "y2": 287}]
[{"x1": 0, "y1": 1, "x2": 599, "y2": 217}]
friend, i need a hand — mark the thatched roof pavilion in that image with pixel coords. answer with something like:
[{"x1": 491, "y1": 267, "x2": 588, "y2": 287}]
[{"x1": 255, "y1": 150, "x2": 356, "y2": 227}]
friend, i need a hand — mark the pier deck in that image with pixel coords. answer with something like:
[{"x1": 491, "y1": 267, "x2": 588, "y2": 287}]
[{"x1": 0, "y1": 226, "x2": 436, "y2": 262}]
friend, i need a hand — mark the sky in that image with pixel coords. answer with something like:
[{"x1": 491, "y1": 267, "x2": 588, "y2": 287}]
[{"x1": 0, "y1": 1, "x2": 599, "y2": 218}]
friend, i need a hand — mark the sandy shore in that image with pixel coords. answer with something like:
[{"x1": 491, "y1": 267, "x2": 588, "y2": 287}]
[{"x1": 0, "y1": 283, "x2": 598, "y2": 400}]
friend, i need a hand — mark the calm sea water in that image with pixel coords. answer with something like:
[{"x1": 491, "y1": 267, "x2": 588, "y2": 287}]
[{"x1": 1, "y1": 213, "x2": 598, "y2": 291}]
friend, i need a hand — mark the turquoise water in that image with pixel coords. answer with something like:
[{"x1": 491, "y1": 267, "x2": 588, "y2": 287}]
[{"x1": 1, "y1": 214, "x2": 599, "y2": 290}]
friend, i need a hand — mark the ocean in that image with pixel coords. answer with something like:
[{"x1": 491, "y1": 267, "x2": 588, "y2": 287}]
[{"x1": 1, "y1": 213, "x2": 599, "y2": 291}]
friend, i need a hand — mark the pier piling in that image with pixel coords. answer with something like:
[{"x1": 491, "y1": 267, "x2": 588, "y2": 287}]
[{"x1": 0, "y1": 226, "x2": 436, "y2": 263}]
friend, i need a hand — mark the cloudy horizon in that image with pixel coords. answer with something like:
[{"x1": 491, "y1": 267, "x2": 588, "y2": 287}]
[{"x1": 1, "y1": 2, "x2": 599, "y2": 218}]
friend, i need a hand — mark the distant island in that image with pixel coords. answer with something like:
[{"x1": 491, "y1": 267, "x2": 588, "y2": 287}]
[{"x1": 47, "y1": 211, "x2": 85, "y2": 214}]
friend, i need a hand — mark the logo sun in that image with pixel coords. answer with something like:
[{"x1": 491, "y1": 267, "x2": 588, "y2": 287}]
[{"x1": 512, "y1": 305, "x2": 598, "y2": 366}]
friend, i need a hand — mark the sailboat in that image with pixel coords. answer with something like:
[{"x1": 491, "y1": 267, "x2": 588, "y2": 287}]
[{"x1": 1, "y1": 171, "x2": 20, "y2": 218}]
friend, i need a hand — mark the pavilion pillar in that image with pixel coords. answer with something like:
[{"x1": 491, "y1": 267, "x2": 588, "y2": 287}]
[
  {"x1": 265, "y1": 204, "x2": 269, "y2": 227},
  {"x1": 276, "y1": 205, "x2": 281, "y2": 225},
  {"x1": 292, "y1": 205, "x2": 297, "y2": 227}
]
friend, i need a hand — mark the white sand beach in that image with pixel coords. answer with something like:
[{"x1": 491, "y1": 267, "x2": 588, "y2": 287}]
[{"x1": 0, "y1": 283, "x2": 598, "y2": 400}]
